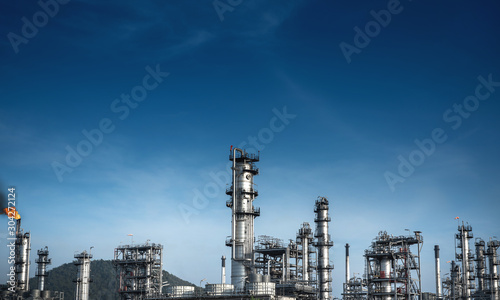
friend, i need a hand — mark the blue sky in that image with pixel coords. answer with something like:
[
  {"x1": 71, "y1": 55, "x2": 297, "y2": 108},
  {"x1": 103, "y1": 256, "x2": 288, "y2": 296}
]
[{"x1": 1, "y1": 0, "x2": 500, "y2": 297}]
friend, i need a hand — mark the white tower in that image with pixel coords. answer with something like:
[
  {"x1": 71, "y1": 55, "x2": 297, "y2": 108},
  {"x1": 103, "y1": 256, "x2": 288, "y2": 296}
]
[{"x1": 226, "y1": 147, "x2": 260, "y2": 292}]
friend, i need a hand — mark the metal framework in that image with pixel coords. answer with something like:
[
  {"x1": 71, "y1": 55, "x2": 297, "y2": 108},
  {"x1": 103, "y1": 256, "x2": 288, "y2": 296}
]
[
  {"x1": 343, "y1": 243, "x2": 368, "y2": 300},
  {"x1": 254, "y1": 235, "x2": 289, "y2": 282},
  {"x1": 485, "y1": 240, "x2": 499, "y2": 300},
  {"x1": 113, "y1": 243, "x2": 163, "y2": 300},
  {"x1": 364, "y1": 231, "x2": 423, "y2": 300},
  {"x1": 456, "y1": 224, "x2": 475, "y2": 300},
  {"x1": 442, "y1": 223, "x2": 500, "y2": 300},
  {"x1": 297, "y1": 222, "x2": 316, "y2": 284}
]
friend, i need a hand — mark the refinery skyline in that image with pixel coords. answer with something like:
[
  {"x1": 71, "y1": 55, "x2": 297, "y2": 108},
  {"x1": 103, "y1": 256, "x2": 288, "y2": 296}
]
[{"x1": 1, "y1": 0, "x2": 500, "y2": 298}]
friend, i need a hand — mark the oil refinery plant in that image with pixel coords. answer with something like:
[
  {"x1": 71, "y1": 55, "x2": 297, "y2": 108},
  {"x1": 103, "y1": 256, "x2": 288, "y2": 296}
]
[{"x1": 1, "y1": 148, "x2": 499, "y2": 300}]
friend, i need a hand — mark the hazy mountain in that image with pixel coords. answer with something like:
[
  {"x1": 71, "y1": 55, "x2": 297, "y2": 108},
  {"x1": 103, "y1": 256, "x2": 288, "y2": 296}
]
[{"x1": 28, "y1": 259, "x2": 195, "y2": 299}]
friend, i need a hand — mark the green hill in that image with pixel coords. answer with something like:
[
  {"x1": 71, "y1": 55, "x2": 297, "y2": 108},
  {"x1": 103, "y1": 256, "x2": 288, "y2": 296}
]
[{"x1": 28, "y1": 259, "x2": 196, "y2": 299}]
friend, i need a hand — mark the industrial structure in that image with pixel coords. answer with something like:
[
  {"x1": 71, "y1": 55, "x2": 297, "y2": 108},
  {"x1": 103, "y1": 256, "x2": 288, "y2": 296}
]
[
  {"x1": 341, "y1": 221, "x2": 499, "y2": 300},
  {"x1": 435, "y1": 245, "x2": 442, "y2": 300},
  {"x1": 315, "y1": 196, "x2": 334, "y2": 300},
  {"x1": 343, "y1": 244, "x2": 368, "y2": 300},
  {"x1": 441, "y1": 223, "x2": 500, "y2": 300},
  {"x1": 15, "y1": 219, "x2": 31, "y2": 292},
  {"x1": 137, "y1": 148, "x2": 334, "y2": 300},
  {"x1": 225, "y1": 147, "x2": 261, "y2": 292},
  {"x1": 1, "y1": 217, "x2": 64, "y2": 300},
  {"x1": 364, "y1": 231, "x2": 423, "y2": 300},
  {"x1": 113, "y1": 243, "x2": 164, "y2": 299},
  {"x1": 35, "y1": 247, "x2": 51, "y2": 292},
  {"x1": 2, "y1": 147, "x2": 500, "y2": 300},
  {"x1": 74, "y1": 250, "x2": 93, "y2": 300}
]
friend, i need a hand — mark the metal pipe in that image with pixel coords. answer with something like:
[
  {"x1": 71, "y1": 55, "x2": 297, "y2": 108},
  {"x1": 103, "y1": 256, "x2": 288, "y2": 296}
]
[
  {"x1": 231, "y1": 147, "x2": 242, "y2": 261},
  {"x1": 435, "y1": 245, "x2": 442, "y2": 298},
  {"x1": 231, "y1": 147, "x2": 242, "y2": 290},
  {"x1": 304, "y1": 229, "x2": 309, "y2": 282}
]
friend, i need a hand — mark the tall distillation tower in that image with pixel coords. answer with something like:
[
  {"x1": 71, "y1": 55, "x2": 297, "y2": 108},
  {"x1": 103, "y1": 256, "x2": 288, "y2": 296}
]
[
  {"x1": 486, "y1": 240, "x2": 500, "y2": 300},
  {"x1": 314, "y1": 196, "x2": 333, "y2": 300},
  {"x1": 456, "y1": 223, "x2": 475, "y2": 300},
  {"x1": 226, "y1": 147, "x2": 260, "y2": 292},
  {"x1": 14, "y1": 219, "x2": 31, "y2": 292},
  {"x1": 35, "y1": 246, "x2": 51, "y2": 291},
  {"x1": 74, "y1": 250, "x2": 93, "y2": 300}
]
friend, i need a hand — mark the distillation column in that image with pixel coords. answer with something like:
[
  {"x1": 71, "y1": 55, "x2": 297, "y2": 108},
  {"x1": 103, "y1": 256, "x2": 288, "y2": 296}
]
[
  {"x1": 74, "y1": 250, "x2": 92, "y2": 300},
  {"x1": 226, "y1": 147, "x2": 260, "y2": 291},
  {"x1": 435, "y1": 245, "x2": 442, "y2": 299},
  {"x1": 35, "y1": 246, "x2": 51, "y2": 291},
  {"x1": 475, "y1": 239, "x2": 486, "y2": 295},
  {"x1": 487, "y1": 240, "x2": 500, "y2": 300},
  {"x1": 457, "y1": 223, "x2": 474, "y2": 300},
  {"x1": 314, "y1": 196, "x2": 333, "y2": 300},
  {"x1": 297, "y1": 222, "x2": 313, "y2": 282},
  {"x1": 14, "y1": 219, "x2": 31, "y2": 292}
]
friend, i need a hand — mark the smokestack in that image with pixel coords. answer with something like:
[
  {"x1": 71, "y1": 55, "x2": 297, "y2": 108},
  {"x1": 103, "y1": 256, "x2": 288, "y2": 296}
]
[
  {"x1": 434, "y1": 245, "x2": 442, "y2": 299},
  {"x1": 346, "y1": 243, "x2": 350, "y2": 286},
  {"x1": 221, "y1": 255, "x2": 226, "y2": 284}
]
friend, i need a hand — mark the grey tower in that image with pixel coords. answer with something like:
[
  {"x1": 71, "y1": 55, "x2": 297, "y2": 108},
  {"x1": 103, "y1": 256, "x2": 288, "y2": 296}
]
[
  {"x1": 74, "y1": 250, "x2": 92, "y2": 300},
  {"x1": 314, "y1": 196, "x2": 333, "y2": 300},
  {"x1": 226, "y1": 147, "x2": 260, "y2": 292},
  {"x1": 35, "y1": 246, "x2": 51, "y2": 291}
]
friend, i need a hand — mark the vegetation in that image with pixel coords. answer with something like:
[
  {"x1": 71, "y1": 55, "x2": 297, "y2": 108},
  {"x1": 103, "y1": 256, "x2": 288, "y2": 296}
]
[{"x1": 28, "y1": 259, "x2": 195, "y2": 299}]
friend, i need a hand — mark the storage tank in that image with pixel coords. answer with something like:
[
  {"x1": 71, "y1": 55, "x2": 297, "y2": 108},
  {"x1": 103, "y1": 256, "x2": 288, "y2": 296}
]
[
  {"x1": 247, "y1": 282, "x2": 276, "y2": 295},
  {"x1": 166, "y1": 286, "x2": 195, "y2": 297},
  {"x1": 205, "y1": 283, "x2": 234, "y2": 295}
]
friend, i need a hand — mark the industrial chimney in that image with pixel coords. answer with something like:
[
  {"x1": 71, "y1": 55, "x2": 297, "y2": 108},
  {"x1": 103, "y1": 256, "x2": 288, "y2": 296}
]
[{"x1": 434, "y1": 245, "x2": 442, "y2": 299}]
